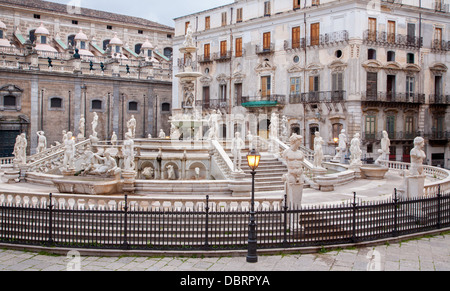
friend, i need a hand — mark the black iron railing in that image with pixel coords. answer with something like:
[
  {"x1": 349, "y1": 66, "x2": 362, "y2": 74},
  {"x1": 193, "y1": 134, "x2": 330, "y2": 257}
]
[
  {"x1": 289, "y1": 91, "x2": 346, "y2": 104},
  {"x1": 362, "y1": 92, "x2": 425, "y2": 104},
  {"x1": 363, "y1": 30, "x2": 423, "y2": 49},
  {"x1": 0, "y1": 191, "x2": 449, "y2": 251}
]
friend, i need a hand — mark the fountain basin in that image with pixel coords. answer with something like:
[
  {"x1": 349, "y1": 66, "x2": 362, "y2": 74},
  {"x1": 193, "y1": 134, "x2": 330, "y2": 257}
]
[
  {"x1": 52, "y1": 176, "x2": 123, "y2": 195},
  {"x1": 360, "y1": 165, "x2": 389, "y2": 180}
]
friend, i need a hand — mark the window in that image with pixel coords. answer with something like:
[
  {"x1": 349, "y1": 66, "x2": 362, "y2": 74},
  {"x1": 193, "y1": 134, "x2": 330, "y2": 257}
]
[
  {"x1": 50, "y1": 97, "x2": 62, "y2": 109},
  {"x1": 68, "y1": 35, "x2": 76, "y2": 47},
  {"x1": 222, "y1": 12, "x2": 227, "y2": 26},
  {"x1": 91, "y1": 100, "x2": 102, "y2": 110},
  {"x1": 290, "y1": 77, "x2": 301, "y2": 96},
  {"x1": 128, "y1": 101, "x2": 138, "y2": 111},
  {"x1": 261, "y1": 76, "x2": 271, "y2": 97},
  {"x1": 406, "y1": 76, "x2": 415, "y2": 97},
  {"x1": 219, "y1": 84, "x2": 227, "y2": 101},
  {"x1": 0, "y1": 30, "x2": 3, "y2": 39},
  {"x1": 107, "y1": 25, "x2": 113, "y2": 30},
  {"x1": 386, "y1": 115, "x2": 395, "y2": 138},
  {"x1": 40, "y1": 36, "x2": 47, "y2": 44},
  {"x1": 365, "y1": 115, "x2": 376, "y2": 140},
  {"x1": 203, "y1": 87, "x2": 210, "y2": 108},
  {"x1": 387, "y1": 21, "x2": 396, "y2": 44},
  {"x1": 292, "y1": 26, "x2": 301, "y2": 49},
  {"x1": 135, "y1": 44, "x2": 142, "y2": 55},
  {"x1": 368, "y1": 48, "x2": 376, "y2": 60},
  {"x1": 264, "y1": 1, "x2": 271, "y2": 16},
  {"x1": 138, "y1": 30, "x2": 143, "y2": 34},
  {"x1": 220, "y1": 40, "x2": 227, "y2": 57},
  {"x1": 162, "y1": 103, "x2": 171, "y2": 112},
  {"x1": 366, "y1": 72, "x2": 378, "y2": 99},
  {"x1": 293, "y1": 0, "x2": 301, "y2": 10},
  {"x1": 163, "y1": 47, "x2": 173, "y2": 58},
  {"x1": 407, "y1": 23, "x2": 415, "y2": 44},
  {"x1": 185, "y1": 22, "x2": 190, "y2": 34},
  {"x1": 332, "y1": 72, "x2": 343, "y2": 98},
  {"x1": 309, "y1": 76, "x2": 320, "y2": 92},
  {"x1": 204, "y1": 43, "x2": 210, "y2": 59},
  {"x1": 312, "y1": 0, "x2": 320, "y2": 6},
  {"x1": 407, "y1": 53, "x2": 415, "y2": 64},
  {"x1": 332, "y1": 123, "x2": 343, "y2": 141},
  {"x1": 434, "y1": 27, "x2": 443, "y2": 49},
  {"x1": 263, "y1": 32, "x2": 271, "y2": 51},
  {"x1": 115, "y1": 46, "x2": 120, "y2": 53},
  {"x1": 103, "y1": 39, "x2": 110, "y2": 51},
  {"x1": 29, "y1": 30, "x2": 36, "y2": 44},
  {"x1": 387, "y1": 51, "x2": 395, "y2": 62},
  {"x1": 72, "y1": 20, "x2": 78, "y2": 25},
  {"x1": 235, "y1": 38, "x2": 242, "y2": 57},
  {"x1": 368, "y1": 18, "x2": 377, "y2": 41},
  {"x1": 205, "y1": 16, "x2": 210, "y2": 30},
  {"x1": 236, "y1": 8, "x2": 243, "y2": 23},
  {"x1": 310, "y1": 23, "x2": 320, "y2": 46},
  {"x1": 34, "y1": 14, "x2": 41, "y2": 19},
  {"x1": 405, "y1": 116, "x2": 414, "y2": 139},
  {"x1": 3, "y1": 95, "x2": 16, "y2": 107},
  {"x1": 80, "y1": 41, "x2": 86, "y2": 50}
]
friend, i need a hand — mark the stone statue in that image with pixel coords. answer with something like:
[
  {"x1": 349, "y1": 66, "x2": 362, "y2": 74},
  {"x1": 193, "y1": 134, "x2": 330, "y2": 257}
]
[
  {"x1": 208, "y1": 110, "x2": 219, "y2": 140},
  {"x1": 122, "y1": 131, "x2": 135, "y2": 172},
  {"x1": 313, "y1": 131, "x2": 324, "y2": 168},
  {"x1": 376, "y1": 131, "x2": 391, "y2": 165},
  {"x1": 111, "y1": 132, "x2": 118, "y2": 146},
  {"x1": 82, "y1": 151, "x2": 120, "y2": 178},
  {"x1": 142, "y1": 167, "x2": 154, "y2": 180},
  {"x1": 183, "y1": 23, "x2": 194, "y2": 47},
  {"x1": 281, "y1": 115, "x2": 288, "y2": 140},
  {"x1": 269, "y1": 112, "x2": 279, "y2": 139},
  {"x1": 231, "y1": 132, "x2": 245, "y2": 172},
  {"x1": 282, "y1": 134, "x2": 305, "y2": 207},
  {"x1": 333, "y1": 129, "x2": 347, "y2": 163},
  {"x1": 62, "y1": 130, "x2": 68, "y2": 144},
  {"x1": 195, "y1": 167, "x2": 201, "y2": 180},
  {"x1": 91, "y1": 112, "x2": 98, "y2": 137},
  {"x1": 78, "y1": 114, "x2": 85, "y2": 139},
  {"x1": 247, "y1": 131, "x2": 255, "y2": 150},
  {"x1": 36, "y1": 131, "x2": 47, "y2": 154},
  {"x1": 350, "y1": 133, "x2": 362, "y2": 167},
  {"x1": 13, "y1": 133, "x2": 27, "y2": 164},
  {"x1": 409, "y1": 137, "x2": 426, "y2": 176},
  {"x1": 127, "y1": 115, "x2": 136, "y2": 138},
  {"x1": 167, "y1": 165, "x2": 176, "y2": 180},
  {"x1": 62, "y1": 131, "x2": 75, "y2": 170},
  {"x1": 159, "y1": 129, "x2": 166, "y2": 139}
]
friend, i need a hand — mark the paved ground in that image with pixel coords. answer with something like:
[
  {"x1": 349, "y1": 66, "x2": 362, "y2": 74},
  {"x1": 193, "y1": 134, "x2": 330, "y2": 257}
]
[{"x1": 0, "y1": 232, "x2": 448, "y2": 271}]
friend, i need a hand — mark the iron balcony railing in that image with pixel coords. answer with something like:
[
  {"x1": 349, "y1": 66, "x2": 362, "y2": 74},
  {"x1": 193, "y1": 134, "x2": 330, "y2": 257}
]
[
  {"x1": 197, "y1": 54, "x2": 213, "y2": 63},
  {"x1": 431, "y1": 39, "x2": 450, "y2": 52},
  {"x1": 195, "y1": 99, "x2": 228, "y2": 110},
  {"x1": 284, "y1": 30, "x2": 349, "y2": 50},
  {"x1": 429, "y1": 94, "x2": 450, "y2": 105},
  {"x1": 426, "y1": 131, "x2": 449, "y2": 141},
  {"x1": 362, "y1": 92, "x2": 425, "y2": 104},
  {"x1": 255, "y1": 43, "x2": 275, "y2": 55},
  {"x1": 362, "y1": 131, "x2": 423, "y2": 141},
  {"x1": 212, "y1": 51, "x2": 232, "y2": 62},
  {"x1": 363, "y1": 30, "x2": 423, "y2": 49},
  {"x1": 289, "y1": 91, "x2": 346, "y2": 104},
  {"x1": 0, "y1": 191, "x2": 448, "y2": 251}
]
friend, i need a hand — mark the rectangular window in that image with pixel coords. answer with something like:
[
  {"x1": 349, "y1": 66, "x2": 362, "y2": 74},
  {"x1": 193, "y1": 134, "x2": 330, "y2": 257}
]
[
  {"x1": 205, "y1": 16, "x2": 210, "y2": 30},
  {"x1": 0, "y1": 30, "x2": 3, "y2": 39},
  {"x1": 292, "y1": 26, "x2": 301, "y2": 49},
  {"x1": 293, "y1": 0, "x2": 301, "y2": 10},
  {"x1": 235, "y1": 83, "x2": 242, "y2": 106},
  {"x1": 72, "y1": 20, "x2": 78, "y2": 25},
  {"x1": 387, "y1": 20, "x2": 396, "y2": 44},
  {"x1": 222, "y1": 12, "x2": 227, "y2": 26},
  {"x1": 204, "y1": 43, "x2": 210, "y2": 59},
  {"x1": 263, "y1": 32, "x2": 271, "y2": 51},
  {"x1": 368, "y1": 18, "x2": 377, "y2": 41},
  {"x1": 405, "y1": 116, "x2": 414, "y2": 138},
  {"x1": 310, "y1": 23, "x2": 320, "y2": 46},
  {"x1": 203, "y1": 86, "x2": 210, "y2": 109},
  {"x1": 386, "y1": 115, "x2": 396, "y2": 138},
  {"x1": 309, "y1": 76, "x2": 320, "y2": 92},
  {"x1": 264, "y1": 1, "x2": 271, "y2": 16},
  {"x1": 366, "y1": 72, "x2": 378, "y2": 100},
  {"x1": 138, "y1": 30, "x2": 143, "y2": 34},
  {"x1": 261, "y1": 76, "x2": 271, "y2": 97},
  {"x1": 107, "y1": 25, "x2": 113, "y2": 30},
  {"x1": 235, "y1": 37, "x2": 242, "y2": 57},
  {"x1": 406, "y1": 76, "x2": 415, "y2": 97},
  {"x1": 237, "y1": 8, "x2": 243, "y2": 23},
  {"x1": 185, "y1": 22, "x2": 190, "y2": 34},
  {"x1": 290, "y1": 77, "x2": 301, "y2": 95},
  {"x1": 219, "y1": 84, "x2": 227, "y2": 101},
  {"x1": 312, "y1": 0, "x2": 320, "y2": 6},
  {"x1": 407, "y1": 23, "x2": 415, "y2": 44},
  {"x1": 41, "y1": 36, "x2": 47, "y2": 44},
  {"x1": 435, "y1": 27, "x2": 443, "y2": 49},
  {"x1": 365, "y1": 115, "x2": 376, "y2": 140},
  {"x1": 220, "y1": 40, "x2": 227, "y2": 57},
  {"x1": 34, "y1": 14, "x2": 41, "y2": 19}
]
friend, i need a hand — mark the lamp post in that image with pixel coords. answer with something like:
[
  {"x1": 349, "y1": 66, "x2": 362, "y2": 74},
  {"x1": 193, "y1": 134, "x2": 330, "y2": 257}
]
[{"x1": 246, "y1": 148, "x2": 261, "y2": 263}]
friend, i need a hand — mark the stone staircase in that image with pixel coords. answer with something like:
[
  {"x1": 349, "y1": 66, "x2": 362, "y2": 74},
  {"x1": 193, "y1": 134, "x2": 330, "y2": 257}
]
[{"x1": 241, "y1": 154, "x2": 287, "y2": 193}]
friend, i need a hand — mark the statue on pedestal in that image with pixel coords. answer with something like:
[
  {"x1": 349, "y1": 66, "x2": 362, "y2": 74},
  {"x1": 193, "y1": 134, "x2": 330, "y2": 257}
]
[
  {"x1": 77, "y1": 114, "x2": 85, "y2": 139},
  {"x1": 62, "y1": 131, "x2": 75, "y2": 171},
  {"x1": 13, "y1": 133, "x2": 27, "y2": 165},
  {"x1": 36, "y1": 131, "x2": 47, "y2": 154},
  {"x1": 231, "y1": 132, "x2": 245, "y2": 172},
  {"x1": 350, "y1": 133, "x2": 362, "y2": 167},
  {"x1": 282, "y1": 134, "x2": 305, "y2": 207},
  {"x1": 375, "y1": 131, "x2": 391, "y2": 165},
  {"x1": 127, "y1": 115, "x2": 137, "y2": 138},
  {"x1": 313, "y1": 131, "x2": 325, "y2": 168},
  {"x1": 122, "y1": 131, "x2": 135, "y2": 172}
]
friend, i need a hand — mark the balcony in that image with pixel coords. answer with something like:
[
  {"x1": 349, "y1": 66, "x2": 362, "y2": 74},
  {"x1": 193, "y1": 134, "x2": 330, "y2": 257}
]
[
  {"x1": 197, "y1": 54, "x2": 213, "y2": 64},
  {"x1": 362, "y1": 131, "x2": 422, "y2": 142},
  {"x1": 195, "y1": 99, "x2": 228, "y2": 111},
  {"x1": 241, "y1": 95, "x2": 285, "y2": 107},
  {"x1": 362, "y1": 92, "x2": 425, "y2": 105},
  {"x1": 289, "y1": 91, "x2": 346, "y2": 104},
  {"x1": 429, "y1": 94, "x2": 450, "y2": 105},
  {"x1": 284, "y1": 30, "x2": 348, "y2": 51},
  {"x1": 212, "y1": 51, "x2": 232, "y2": 62},
  {"x1": 363, "y1": 30, "x2": 422, "y2": 49},
  {"x1": 431, "y1": 40, "x2": 450, "y2": 53},
  {"x1": 255, "y1": 43, "x2": 275, "y2": 55}
]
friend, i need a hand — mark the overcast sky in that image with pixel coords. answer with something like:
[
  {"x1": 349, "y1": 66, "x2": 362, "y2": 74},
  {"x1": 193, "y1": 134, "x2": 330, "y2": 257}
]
[{"x1": 47, "y1": 0, "x2": 234, "y2": 27}]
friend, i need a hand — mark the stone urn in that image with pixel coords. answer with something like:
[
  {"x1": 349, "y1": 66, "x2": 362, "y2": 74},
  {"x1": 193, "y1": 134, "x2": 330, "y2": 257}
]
[
  {"x1": 2, "y1": 170, "x2": 20, "y2": 183},
  {"x1": 360, "y1": 165, "x2": 389, "y2": 180}
]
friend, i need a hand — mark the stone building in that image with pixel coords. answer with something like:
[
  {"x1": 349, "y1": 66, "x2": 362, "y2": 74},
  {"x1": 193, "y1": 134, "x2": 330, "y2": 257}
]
[
  {"x1": 172, "y1": 0, "x2": 450, "y2": 168},
  {"x1": 0, "y1": 0, "x2": 174, "y2": 156}
]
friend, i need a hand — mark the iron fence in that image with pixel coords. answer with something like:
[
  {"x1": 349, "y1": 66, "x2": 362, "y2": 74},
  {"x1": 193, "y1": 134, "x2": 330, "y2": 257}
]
[{"x1": 0, "y1": 190, "x2": 449, "y2": 251}]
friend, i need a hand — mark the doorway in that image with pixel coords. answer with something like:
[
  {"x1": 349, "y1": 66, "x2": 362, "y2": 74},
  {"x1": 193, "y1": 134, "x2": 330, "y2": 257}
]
[
  {"x1": 0, "y1": 130, "x2": 20, "y2": 157},
  {"x1": 258, "y1": 119, "x2": 270, "y2": 139},
  {"x1": 309, "y1": 125, "x2": 319, "y2": 150}
]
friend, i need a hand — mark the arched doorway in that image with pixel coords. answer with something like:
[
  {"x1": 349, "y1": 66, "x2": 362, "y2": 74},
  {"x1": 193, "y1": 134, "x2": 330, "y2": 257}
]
[{"x1": 258, "y1": 119, "x2": 270, "y2": 139}]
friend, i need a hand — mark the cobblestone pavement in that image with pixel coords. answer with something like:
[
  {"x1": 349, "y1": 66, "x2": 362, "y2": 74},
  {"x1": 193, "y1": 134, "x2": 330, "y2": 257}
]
[{"x1": 0, "y1": 233, "x2": 448, "y2": 272}]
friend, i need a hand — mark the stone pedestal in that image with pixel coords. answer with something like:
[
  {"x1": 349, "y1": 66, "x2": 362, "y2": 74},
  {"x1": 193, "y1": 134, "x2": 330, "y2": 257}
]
[
  {"x1": 401, "y1": 175, "x2": 426, "y2": 199},
  {"x1": 122, "y1": 170, "x2": 136, "y2": 194},
  {"x1": 314, "y1": 175, "x2": 338, "y2": 192},
  {"x1": 61, "y1": 168, "x2": 76, "y2": 177},
  {"x1": 285, "y1": 182, "x2": 303, "y2": 207},
  {"x1": 229, "y1": 171, "x2": 251, "y2": 197},
  {"x1": 2, "y1": 170, "x2": 20, "y2": 184}
]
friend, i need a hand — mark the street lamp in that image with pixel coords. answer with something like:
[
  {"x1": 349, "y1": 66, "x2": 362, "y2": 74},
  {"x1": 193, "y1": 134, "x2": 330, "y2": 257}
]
[{"x1": 246, "y1": 148, "x2": 261, "y2": 263}]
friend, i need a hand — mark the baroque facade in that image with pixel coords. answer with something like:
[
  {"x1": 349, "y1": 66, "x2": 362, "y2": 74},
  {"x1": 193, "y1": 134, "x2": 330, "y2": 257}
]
[
  {"x1": 172, "y1": 0, "x2": 450, "y2": 168},
  {"x1": 0, "y1": 0, "x2": 174, "y2": 156}
]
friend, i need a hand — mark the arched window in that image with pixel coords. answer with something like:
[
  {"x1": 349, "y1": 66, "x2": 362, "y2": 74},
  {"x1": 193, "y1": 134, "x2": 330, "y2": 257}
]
[
  {"x1": 103, "y1": 39, "x2": 110, "y2": 51},
  {"x1": 407, "y1": 53, "x2": 415, "y2": 64},
  {"x1": 387, "y1": 51, "x2": 395, "y2": 62},
  {"x1": 161, "y1": 102, "x2": 171, "y2": 112},
  {"x1": 29, "y1": 29, "x2": 36, "y2": 44},
  {"x1": 68, "y1": 35, "x2": 76, "y2": 47},
  {"x1": 163, "y1": 47, "x2": 173, "y2": 58},
  {"x1": 50, "y1": 97, "x2": 63, "y2": 109},
  {"x1": 91, "y1": 99, "x2": 102, "y2": 110},
  {"x1": 128, "y1": 101, "x2": 138, "y2": 111},
  {"x1": 135, "y1": 44, "x2": 142, "y2": 55}
]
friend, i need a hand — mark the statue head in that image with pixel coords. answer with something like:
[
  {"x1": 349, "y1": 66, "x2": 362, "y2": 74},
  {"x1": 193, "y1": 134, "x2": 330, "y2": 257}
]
[{"x1": 414, "y1": 136, "x2": 424, "y2": 148}]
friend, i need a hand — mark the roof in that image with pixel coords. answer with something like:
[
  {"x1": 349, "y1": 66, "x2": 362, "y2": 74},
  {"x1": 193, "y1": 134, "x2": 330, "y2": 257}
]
[{"x1": 0, "y1": 0, "x2": 174, "y2": 31}]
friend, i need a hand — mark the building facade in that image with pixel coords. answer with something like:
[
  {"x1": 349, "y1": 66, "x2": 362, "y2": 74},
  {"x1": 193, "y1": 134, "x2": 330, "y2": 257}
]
[
  {"x1": 0, "y1": 0, "x2": 174, "y2": 156},
  {"x1": 173, "y1": 0, "x2": 450, "y2": 168}
]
